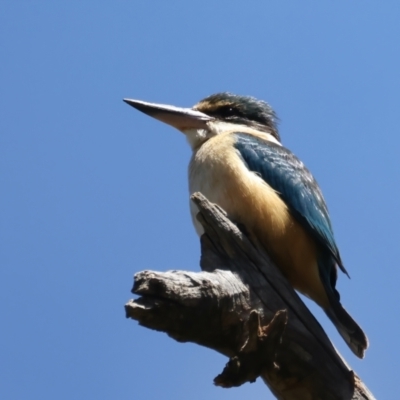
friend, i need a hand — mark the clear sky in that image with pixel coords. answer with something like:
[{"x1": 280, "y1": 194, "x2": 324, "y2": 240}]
[{"x1": 1, "y1": 2, "x2": 399, "y2": 399}]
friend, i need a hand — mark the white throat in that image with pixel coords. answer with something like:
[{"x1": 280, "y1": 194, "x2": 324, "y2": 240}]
[
  {"x1": 183, "y1": 128, "x2": 209, "y2": 150},
  {"x1": 182, "y1": 120, "x2": 281, "y2": 151}
]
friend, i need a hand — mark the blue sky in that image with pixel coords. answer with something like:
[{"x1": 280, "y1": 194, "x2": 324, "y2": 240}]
[{"x1": 1, "y1": 2, "x2": 399, "y2": 399}]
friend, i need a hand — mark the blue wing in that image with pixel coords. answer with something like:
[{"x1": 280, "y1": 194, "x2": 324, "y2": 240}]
[{"x1": 233, "y1": 133, "x2": 348, "y2": 278}]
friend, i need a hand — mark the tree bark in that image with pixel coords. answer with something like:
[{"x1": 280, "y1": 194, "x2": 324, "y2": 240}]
[{"x1": 125, "y1": 192, "x2": 375, "y2": 400}]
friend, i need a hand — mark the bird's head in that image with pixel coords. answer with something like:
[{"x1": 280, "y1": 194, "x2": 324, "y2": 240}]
[{"x1": 124, "y1": 92, "x2": 279, "y2": 150}]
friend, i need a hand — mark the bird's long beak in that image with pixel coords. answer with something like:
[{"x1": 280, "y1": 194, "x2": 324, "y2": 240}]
[{"x1": 123, "y1": 98, "x2": 212, "y2": 131}]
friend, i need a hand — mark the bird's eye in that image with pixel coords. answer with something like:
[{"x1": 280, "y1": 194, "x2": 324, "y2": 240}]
[{"x1": 219, "y1": 106, "x2": 236, "y2": 117}]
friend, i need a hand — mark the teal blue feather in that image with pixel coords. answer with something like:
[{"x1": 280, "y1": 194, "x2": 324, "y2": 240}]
[{"x1": 233, "y1": 133, "x2": 349, "y2": 293}]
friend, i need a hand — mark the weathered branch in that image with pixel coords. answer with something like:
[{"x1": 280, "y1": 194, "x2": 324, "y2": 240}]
[{"x1": 125, "y1": 192, "x2": 374, "y2": 400}]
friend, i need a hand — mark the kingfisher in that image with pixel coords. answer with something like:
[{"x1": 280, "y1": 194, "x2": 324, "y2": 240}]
[{"x1": 123, "y1": 92, "x2": 368, "y2": 358}]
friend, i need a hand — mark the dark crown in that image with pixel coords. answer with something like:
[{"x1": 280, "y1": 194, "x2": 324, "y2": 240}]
[{"x1": 194, "y1": 92, "x2": 279, "y2": 141}]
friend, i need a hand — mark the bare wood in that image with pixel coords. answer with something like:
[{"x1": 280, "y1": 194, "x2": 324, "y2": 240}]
[{"x1": 125, "y1": 192, "x2": 374, "y2": 400}]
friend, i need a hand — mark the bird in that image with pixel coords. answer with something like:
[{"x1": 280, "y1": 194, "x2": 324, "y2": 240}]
[{"x1": 123, "y1": 92, "x2": 368, "y2": 358}]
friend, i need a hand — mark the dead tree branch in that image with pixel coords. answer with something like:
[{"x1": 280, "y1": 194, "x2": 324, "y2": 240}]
[{"x1": 125, "y1": 192, "x2": 374, "y2": 400}]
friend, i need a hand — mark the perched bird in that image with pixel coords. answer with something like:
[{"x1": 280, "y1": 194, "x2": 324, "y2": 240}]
[{"x1": 123, "y1": 92, "x2": 368, "y2": 358}]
